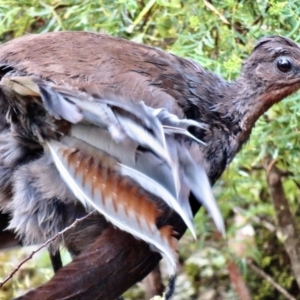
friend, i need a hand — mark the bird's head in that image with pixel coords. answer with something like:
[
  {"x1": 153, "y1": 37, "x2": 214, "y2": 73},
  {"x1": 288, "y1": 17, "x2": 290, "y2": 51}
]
[
  {"x1": 233, "y1": 36, "x2": 300, "y2": 133},
  {"x1": 240, "y1": 35, "x2": 300, "y2": 105}
]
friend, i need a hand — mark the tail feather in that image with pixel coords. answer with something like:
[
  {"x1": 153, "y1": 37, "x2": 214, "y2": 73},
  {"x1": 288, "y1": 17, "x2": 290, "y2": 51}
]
[
  {"x1": 0, "y1": 75, "x2": 225, "y2": 275},
  {"x1": 47, "y1": 138, "x2": 177, "y2": 274}
]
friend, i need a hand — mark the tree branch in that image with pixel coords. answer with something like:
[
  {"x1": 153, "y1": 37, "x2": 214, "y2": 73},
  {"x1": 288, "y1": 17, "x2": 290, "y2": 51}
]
[
  {"x1": 263, "y1": 156, "x2": 300, "y2": 289},
  {"x1": 1, "y1": 211, "x2": 95, "y2": 289},
  {"x1": 248, "y1": 260, "x2": 296, "y2": 300},
  {"x1": 15, "y1": 225, "x2": 162, "y2": 300},
  {"x1": 14, "y1": 205, "x2": 190, "y2": 300}
]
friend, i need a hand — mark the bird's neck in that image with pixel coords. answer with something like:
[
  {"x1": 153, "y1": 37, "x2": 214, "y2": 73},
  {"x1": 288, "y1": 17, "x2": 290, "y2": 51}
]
[
  {"x1": 218, "y1": 73, "x2": 300, "y2": 144},
  {"x1": 188, "y1": 73, "x2": 278, "y2": 183},
  {"x1": 214, "y1": 77, "x2": 266, "y2": 143}
]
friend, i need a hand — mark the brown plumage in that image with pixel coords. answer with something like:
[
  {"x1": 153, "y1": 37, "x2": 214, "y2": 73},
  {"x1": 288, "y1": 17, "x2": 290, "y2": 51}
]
[
  {"x1": 0, "y1": 212, "x2": 20, "y2": 250},
  {"x1": 0, "y1": 32, "x2": 300, "y2": 299}
]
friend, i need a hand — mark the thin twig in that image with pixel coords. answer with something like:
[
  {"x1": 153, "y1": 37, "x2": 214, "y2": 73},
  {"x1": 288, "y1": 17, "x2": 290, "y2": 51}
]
[
  {"x1": 126, "y1": 0, "x2": 156, "y2": 33},
  {"x1": 40, "y1": 2, "x2": 65, "y2": 31},
  {"x1": 0, "y1": 210, "x2": 95, "y2": 289},
  {"x1": 248, "y1": 260, "x2": 296, "y2": 300},
  {"x1": 265, "y1": 158, "x2": 277, "y2": 177},
  {"x1": 233, "y1": 207, "x2": 276, "y2": 232},
  {"x1": 203, "y1": 0, "x2": 230, "y2": 25}
]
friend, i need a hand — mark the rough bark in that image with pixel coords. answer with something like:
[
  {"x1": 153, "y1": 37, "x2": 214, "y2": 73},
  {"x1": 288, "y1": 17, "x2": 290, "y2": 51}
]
[{"x1": 263, "y1": 156, "x2": 300, "y2": 289}]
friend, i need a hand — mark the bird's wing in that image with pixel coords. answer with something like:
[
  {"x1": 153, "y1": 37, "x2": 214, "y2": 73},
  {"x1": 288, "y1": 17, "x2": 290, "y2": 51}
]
[{"x1": 0, "y1": 76, "x2": 224, "y2": 275}]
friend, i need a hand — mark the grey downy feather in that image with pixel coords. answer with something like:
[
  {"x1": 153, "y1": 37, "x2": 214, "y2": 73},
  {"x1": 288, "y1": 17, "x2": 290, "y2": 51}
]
[{"x1": 7, "y1": 154, "x2": 78, "y2": 252}]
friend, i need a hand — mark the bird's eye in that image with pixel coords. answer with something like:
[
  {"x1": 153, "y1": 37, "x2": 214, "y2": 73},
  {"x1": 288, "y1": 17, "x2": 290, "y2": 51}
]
[{"x1": 277, "y1": 57, "x2": 292, "y2": 73}]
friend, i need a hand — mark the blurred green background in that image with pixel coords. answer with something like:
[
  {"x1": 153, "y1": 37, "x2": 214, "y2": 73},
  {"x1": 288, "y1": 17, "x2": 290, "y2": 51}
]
[{"x1": 1, "y1": 0, "x2": 300, "y2": 299}]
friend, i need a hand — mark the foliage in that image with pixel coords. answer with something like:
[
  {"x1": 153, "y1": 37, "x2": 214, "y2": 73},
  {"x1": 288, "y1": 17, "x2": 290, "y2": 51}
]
[
  {"x1": 1, "y1": 0, "x2": 300, "y2": 299},
  {"x1": 0, "y1": 248, "x2": 53, "y2": 299}
]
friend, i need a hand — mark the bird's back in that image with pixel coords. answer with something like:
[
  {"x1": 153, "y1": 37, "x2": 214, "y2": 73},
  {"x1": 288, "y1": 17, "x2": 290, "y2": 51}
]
[{"x1": 0, "y1": 31, "x2": 206, "y2": 117}]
